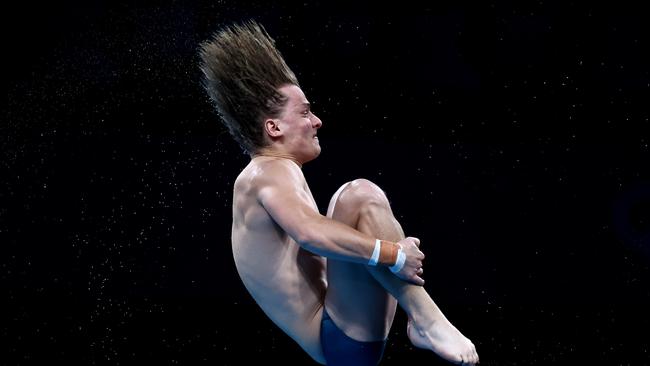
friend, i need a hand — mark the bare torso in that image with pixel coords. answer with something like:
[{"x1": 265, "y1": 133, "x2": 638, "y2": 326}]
[{"x1": 231, "y1": 156, "x2": 327, "y2": 362}]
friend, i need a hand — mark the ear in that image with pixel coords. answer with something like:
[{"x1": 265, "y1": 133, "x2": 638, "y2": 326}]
[{"x1": 263, "y1": 118, "x2": 283, "y2": 138}]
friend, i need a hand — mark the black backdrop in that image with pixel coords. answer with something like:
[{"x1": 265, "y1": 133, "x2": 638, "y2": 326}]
[{"x1": 2, "y1": 1, "x2": 649, "y2": 365}]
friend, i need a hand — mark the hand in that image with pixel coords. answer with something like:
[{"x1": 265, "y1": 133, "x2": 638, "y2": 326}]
[{"x1": 395, "y1": 237, "x2": 425, "y2": 285}]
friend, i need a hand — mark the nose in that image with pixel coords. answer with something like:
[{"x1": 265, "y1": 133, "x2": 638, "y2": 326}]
[{"x1": 312, "y1": 113, "x2": 323, "y2": 129}]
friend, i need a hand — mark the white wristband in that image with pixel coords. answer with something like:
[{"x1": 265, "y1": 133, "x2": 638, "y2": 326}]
[
  {"x1": 389, "y1": 248, "x2": 406, "y2": 273},
  {"x1": 368, "y1": 239, "x2": 381, "y2": 266}
]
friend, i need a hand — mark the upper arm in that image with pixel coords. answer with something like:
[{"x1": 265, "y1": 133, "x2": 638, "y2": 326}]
[{"x1": 255, "y1": 162, "x2": 321, "y2": 244}]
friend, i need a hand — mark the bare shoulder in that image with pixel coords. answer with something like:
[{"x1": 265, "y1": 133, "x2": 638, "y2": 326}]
[
  {"x1": 233, "y1": 158, "x2": 308, "y2": 226},
  {"x1": 232, "y1": 158, "x2": 303, "y2": 226},
  {"x1": 242, "y1": 157, "x2": 304, "y2": 192}
]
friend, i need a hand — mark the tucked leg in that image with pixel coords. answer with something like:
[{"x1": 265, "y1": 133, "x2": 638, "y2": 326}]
[
  {"x1": 324, "y1": 179, "x2": 401, "y2": 343},
  {"x1": 324, "y1": 179, "x2": 479, "y2": 365}
]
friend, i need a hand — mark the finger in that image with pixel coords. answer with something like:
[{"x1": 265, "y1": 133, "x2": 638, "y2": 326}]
[
  {"x1": 412, "y1": 237, "x2": 421, "y2": 246},
  {"x1": 412, "y1": 275, "x2": 425, "y2": 286}
]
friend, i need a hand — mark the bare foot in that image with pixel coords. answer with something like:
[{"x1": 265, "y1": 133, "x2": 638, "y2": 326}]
[{"x1": 407, "y1": 316, "x2": 479, "y2": 365}]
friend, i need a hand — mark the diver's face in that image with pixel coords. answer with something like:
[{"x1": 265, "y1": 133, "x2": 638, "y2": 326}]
[{"x1": 275, "y1": 84, "x2": 323, "y2": 163}]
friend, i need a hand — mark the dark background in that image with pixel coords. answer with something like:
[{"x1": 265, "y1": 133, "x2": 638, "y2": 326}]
[{"x1": 2, "y1": 1, "x2": 649, "y2": 365}]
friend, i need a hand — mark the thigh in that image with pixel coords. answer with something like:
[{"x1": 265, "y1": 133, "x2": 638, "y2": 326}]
[
  {"x1": 323, "y1": 181, "x2": 398, "y2": 343},
  {"x1": 320, "y1": 307, "x2": 387, "y2": 366}
]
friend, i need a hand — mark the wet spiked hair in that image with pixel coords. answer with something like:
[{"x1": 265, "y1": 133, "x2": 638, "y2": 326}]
[{"x1": 199, "y1": 20, "x2": 299, "y2": 155}]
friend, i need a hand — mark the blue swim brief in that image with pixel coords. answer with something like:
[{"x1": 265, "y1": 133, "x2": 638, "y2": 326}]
[{"x1": 320, "y1": 307, "x2": 387, "y2": 366}]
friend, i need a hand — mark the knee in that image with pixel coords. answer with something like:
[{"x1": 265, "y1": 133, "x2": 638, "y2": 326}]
[{"x1": 339, "y1": 178, "x2": 390, "y2": 211}]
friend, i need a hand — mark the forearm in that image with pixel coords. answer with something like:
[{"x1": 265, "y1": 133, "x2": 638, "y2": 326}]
[
  {"x1": 298, "y1": 215, "x2": 390, "y2": 265},
  {"x1": 300, "y1": 215, "x2": 430, "y2": 312}
]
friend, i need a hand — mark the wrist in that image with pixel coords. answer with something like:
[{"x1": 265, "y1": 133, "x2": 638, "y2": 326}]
[
  {"x1": 378, "y1": 240, "x2": 400, "y2": 266},
  {"x1": 367, "y1": 239, "x2": 401, "y2": 267},
  {"x1": 389, "y1": 249, "x2": 406, "y2": 273},
  {"x1": 368, "y1": 239, "x2": 381, "y2": 266}
]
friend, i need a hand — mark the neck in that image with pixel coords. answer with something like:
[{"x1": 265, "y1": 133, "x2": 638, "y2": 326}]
[{"x1": 252, "y1": 150, "x2": 303, "y2": 168}]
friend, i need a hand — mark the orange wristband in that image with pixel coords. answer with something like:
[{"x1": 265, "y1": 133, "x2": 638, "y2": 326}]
[{"x1": 378, "y1": 240, "x2": 399, "y2": 266}]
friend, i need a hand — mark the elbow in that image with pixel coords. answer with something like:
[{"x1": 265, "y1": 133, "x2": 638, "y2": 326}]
[
  {"x1": 294, "y1": 218, "x2": 323, "y2": 251},
  {"x1": 295, "y1": 228, "x2": 317, "y2": 249}
]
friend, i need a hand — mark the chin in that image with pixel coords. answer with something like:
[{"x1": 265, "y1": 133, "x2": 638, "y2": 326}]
[{"x1": 302, "y1": 150, "x2": 321, "y2": 164}]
